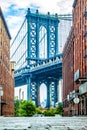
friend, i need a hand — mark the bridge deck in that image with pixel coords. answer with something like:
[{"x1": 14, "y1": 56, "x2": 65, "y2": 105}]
[{"x1": 14, "y1": 54, "x2": 62, "y2": 86}]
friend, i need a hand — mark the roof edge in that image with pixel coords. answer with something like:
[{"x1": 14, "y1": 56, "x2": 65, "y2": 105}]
[
  {"x1": 73, "y1": 0, "x2": 78, "y2": 8},
  {"x1": 0, "y1": 7, "x2": 11, "y2": 40}
]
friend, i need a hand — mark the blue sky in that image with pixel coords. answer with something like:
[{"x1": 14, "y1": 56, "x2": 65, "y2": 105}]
[{"x1": 0, "y1": 0, "x2": 74, "y2": 41}]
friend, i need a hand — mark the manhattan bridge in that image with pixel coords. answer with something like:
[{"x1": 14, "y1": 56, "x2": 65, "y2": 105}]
[{"x1": 10, "y1": 8, "x2": 72, "y2": 108}]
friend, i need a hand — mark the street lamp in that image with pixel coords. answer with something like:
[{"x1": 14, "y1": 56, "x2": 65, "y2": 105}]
[{"x1": 0, "y1": 84, "x2": 3, "y2": 116}]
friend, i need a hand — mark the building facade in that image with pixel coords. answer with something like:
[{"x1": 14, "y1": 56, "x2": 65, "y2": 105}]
[
  {"x1": 73, "y1": 0, "x2": 87, "y2": 116},
  {"x1": 63, "y1": 0, "x2": 87, "y2": 116},
  {"x1": 62, "y1": 27, "x2": 74, "y2": 116},
  {"x1": 0, "y1": 8, "x2": 14, "y2": 116}
]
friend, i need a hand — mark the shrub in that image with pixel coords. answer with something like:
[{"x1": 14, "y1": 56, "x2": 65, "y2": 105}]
[
  {"x1": 14, "y1": 99, "x2": 21, "y2": 117},
  {"x1": 19, "y1": 100, "x2": 36, "y2": 117},
  {"x1": 43, "y1": 109, "x2": 55, "y2": 116},
  {"x1": 36, "y1": 108, "x2": 42, "y2": 114}
]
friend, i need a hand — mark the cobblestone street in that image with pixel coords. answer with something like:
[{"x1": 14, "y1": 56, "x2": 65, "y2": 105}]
[{"x1": 0, "y1": 116, "x2": 87, "y2": 130}]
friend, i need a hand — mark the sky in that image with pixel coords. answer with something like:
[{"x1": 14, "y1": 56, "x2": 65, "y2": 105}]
[{"x1": 0, "y1": 0, "x2": 74, "y2": 41}]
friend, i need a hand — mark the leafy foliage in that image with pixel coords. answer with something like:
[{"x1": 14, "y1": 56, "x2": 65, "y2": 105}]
[
  {"x1": 14, "y1": 99, "x2": 63, "y2": 117},
  {"x1": 36, "y1": 108, "x2": 42, "y2": 114},
  {"x1": 55, "y1": 103, "x2": 63, "y2": 115},
  {"x1": 14, "y1": 99, "x2": 21, "y2": 117},
  {"x1": 43, "y1": 109, "x2": 55, "y2": 116},
  {"x1": 42, "y1": 103, "x2": 63, "y2": 116},
  {"x1": 14, "y1": 100, "x2": 36, "y2": 117},
  {"x1": 19, "y1": 100, "x2": 36, "y2": 117}
]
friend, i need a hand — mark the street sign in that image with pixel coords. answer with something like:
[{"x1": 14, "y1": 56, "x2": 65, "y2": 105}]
[{"x1": 74, "y1": 97, "x2": 79, "y2": 104}]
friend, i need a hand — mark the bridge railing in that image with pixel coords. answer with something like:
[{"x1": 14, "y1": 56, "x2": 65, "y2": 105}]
[
  {"x1": 14, "y1": 54, "x2": 62, "y2": 77},
  {"x1": 30, "y1": 55, "x2": 62, "y2": 71},
  {"x1": 14, "y1": 66, "x2": 30, "y2": 77}
]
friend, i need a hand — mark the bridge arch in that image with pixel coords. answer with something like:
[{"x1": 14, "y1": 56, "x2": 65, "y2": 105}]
[{"x1": 39, "y1": 83, "x2": 47, "y2": 108}]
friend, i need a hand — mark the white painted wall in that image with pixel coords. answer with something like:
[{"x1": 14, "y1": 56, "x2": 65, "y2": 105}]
[{"x1": 15, "y1": 85, "x2": 27, "y2": 100}]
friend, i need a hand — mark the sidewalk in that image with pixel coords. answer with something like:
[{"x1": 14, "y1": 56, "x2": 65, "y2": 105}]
[{"x1": 0, "y1": 116, "x2": 87, "y2": 130}]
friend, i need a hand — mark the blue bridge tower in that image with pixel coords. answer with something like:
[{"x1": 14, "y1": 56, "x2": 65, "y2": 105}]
[{"x1": 11, "y1": 8, "x2": 71, "y2": 108}]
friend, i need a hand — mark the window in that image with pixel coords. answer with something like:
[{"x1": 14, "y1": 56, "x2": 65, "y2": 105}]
[
  {"x1": 83, "y1": 26, "x2": 87, "y2": 39},
  {"x1": 85, "y1": 5, "x2": 87, "y2": 19},
  {"x1": 0, "y1": 51, "x2": 2, "y2": 59},
  {"x1": 0, "y1": 28, "x2": 2, "y2": 33},
  {"x1": 0, "y1": 37, "x2": 2, "y2": 45},
  {"x1": 85, "y1": 5, "x2": 87, "y2": 12}
]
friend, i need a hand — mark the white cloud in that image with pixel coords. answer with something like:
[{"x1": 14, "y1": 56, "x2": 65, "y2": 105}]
[
  {"x1": 6, "y1": 15, "x2": 24, "y2": 38},
  {"x1": 0, "y1": 0, "x2": 74, "y2": 13},
  {"x1": 0, "y1": 0, "x2": 74, "y2": 40}
]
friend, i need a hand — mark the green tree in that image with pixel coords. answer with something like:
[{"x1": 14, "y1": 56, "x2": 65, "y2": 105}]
[
  {"x1": 55, "y1": 102, "x2": 63, "y2": 115},
  {"x1": 14, "y1": 99, "x2": 21, "y2": 116},
  {"x1": 19, "y1": 100, "x2": 36, "y2": 117}
]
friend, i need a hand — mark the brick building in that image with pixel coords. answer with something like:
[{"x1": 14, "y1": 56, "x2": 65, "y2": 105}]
[
  {"x1": 73, "y1": 0, "x2": 87, "y2": 116},
  {"x1": 0, "y1": 8, "x2": 14, "y2": 116},
  {"x1": 63, "y1": 0, "x2": 87, "y2": 116},
  {"x1": 62, "y1": 27, "x2": 74, "y2": 116}
]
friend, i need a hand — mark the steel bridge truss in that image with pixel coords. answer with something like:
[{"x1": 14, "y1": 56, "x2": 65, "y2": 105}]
[
  {"x1": 14, "y1": 54, "x2": 62, "y2": 107},
  {"x1": 11, "y1": 8, "x2": 72, "y2": 108},
  {"x1": 26, "y1": 8, "x2": 59, "y2": 65}
]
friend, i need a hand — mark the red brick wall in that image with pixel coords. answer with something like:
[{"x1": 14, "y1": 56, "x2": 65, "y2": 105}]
[
  {"x1": 0, "y1": 63, "x2": 14, "y2": 116},
  {"x1": 62, "y1": 27, "x2": 74, "y2": 115},
  {"x1": 73, "y1": 0, "x2": 87, "y2": 90},
  {"x1": 63, "y1": 0, "x2": 87, "y2": 116},
  {"x1": 0, "y1": 12, "x2": 14, "y2": 116}
]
